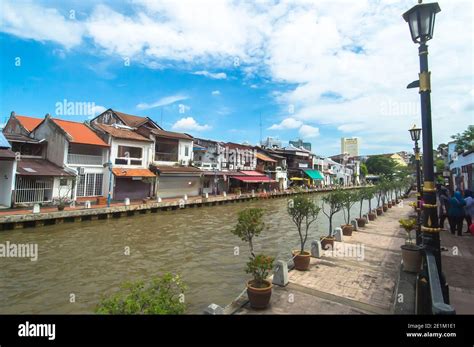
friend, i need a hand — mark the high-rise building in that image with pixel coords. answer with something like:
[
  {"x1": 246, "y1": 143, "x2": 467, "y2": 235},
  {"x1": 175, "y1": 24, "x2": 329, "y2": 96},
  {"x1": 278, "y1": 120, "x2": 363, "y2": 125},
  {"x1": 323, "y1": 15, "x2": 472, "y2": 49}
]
[
  {"x1": 289, "y1": 139, "x2": 311, "y2": 151},
  {"x1": 341, "y1": 137, "x2": 360, "y2": 157}
]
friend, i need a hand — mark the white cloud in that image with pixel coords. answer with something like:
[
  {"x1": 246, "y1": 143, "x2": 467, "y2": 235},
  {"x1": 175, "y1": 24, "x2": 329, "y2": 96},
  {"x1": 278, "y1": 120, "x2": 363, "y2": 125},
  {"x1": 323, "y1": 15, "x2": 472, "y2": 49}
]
[
  {"x1": 172, "y1": 117, "x2": 210, "y2": 132},
  {"x1": 211, "y1": 90, "x2": 221, "y2": 96},
  {"x1": 268, "y1": 117, "x2": 302, "y2": 130},
  {"x1": 299, "y1": 125, "x2": 320, "y2": 139},
  {"x1": 1, "y1": 0, "x2": 472, "y2": 154},
  {"x1": 193, "y1": 71, "x2": 227, "y2": 80},
  {"x1": 137, "y1": 95, "x2": 188, "y2": 110},
  {"x1": 0, "y1": 0, "x2": 84, "y2": 49}
]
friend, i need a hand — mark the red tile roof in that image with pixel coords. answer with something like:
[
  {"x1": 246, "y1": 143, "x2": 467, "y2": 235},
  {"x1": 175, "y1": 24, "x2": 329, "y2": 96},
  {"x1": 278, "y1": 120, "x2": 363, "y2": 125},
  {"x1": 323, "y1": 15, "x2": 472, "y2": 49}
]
[
  {"x1": 15, "y1": 115, "x2": 42, "y2": 132},
  {"x1": 94, "y1": 123, "x2": 152, "y2": 142},
  {"x1": 112, "y1": 168, "x2": 156, "y2": 177},
  {"x1": 52, "y1": 119, "x2": 109, "y2": 147}
]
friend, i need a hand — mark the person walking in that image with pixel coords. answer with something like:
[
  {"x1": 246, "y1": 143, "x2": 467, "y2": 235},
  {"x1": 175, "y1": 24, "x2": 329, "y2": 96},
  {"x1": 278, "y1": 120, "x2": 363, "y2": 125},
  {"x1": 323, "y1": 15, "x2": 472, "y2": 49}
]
[
  {"x1": 448, "y1": 191, "x2": 466, "y2": 236},
  {"x1": 464, "y1": 190, "x2": 474, "y2": 232},
  {"x1": 437, "y1": 184, "x2": 450, "y2": 230}
]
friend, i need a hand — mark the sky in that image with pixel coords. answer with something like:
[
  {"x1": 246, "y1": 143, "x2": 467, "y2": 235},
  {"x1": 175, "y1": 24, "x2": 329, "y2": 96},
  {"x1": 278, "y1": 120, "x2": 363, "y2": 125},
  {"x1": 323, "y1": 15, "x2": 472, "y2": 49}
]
[{"x1": 0, "y1": 0, "x2": 472, "y2": 157}]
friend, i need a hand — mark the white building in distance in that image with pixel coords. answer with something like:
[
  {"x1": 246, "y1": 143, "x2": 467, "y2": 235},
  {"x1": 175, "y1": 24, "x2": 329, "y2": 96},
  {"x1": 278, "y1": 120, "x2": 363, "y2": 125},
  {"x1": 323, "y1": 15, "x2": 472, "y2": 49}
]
[{"x1": 341, "y1": 137, "x2": 360, "y2": 157}]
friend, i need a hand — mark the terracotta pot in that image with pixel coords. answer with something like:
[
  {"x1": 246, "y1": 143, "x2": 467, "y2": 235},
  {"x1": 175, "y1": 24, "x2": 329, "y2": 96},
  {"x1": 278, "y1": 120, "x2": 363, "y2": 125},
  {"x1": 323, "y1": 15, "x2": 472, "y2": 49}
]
[
  {"x1": 401, "y1": 244, "x2": 422, "y2": 273},
  {"x1": 247, "y1": 279, "x2": 272, "y2": 309},
  {"x1": 382, "y1": 205, "x2": 388, "y2": 212},
  {"x1": 320, "y1": 236, "x2": 335, "y2": 250},
  {"x1": 341, "y1": 224, "x2": 353, "y2": 236},
  {"x1": 396, "y1": 199, "x2": 400, "y2": 204},
  {"x1": 387, "y1": 202, "x2": 392, "y2": 208},
  {"x1": 368, "y1": 212, "x2": 376, "y2": 221},
  {"x1": 57, "y1": 205, "x2": 65, "y2": 211},
  {"x1": 356, "y1": 218, "x2": 366, "y2": 228},
  {"x1": 292, "y1": 250, "x2": 311, "y2": 271},
  {"x1": 376, "y1": 208, "x2": 383, "y2": 216}
]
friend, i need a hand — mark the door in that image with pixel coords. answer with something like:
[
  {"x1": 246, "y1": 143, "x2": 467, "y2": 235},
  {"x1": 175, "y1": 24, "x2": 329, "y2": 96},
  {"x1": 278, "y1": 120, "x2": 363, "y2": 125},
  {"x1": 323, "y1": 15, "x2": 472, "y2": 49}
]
[{"x1": 114, "y1": 178, "x2": 150, "y2": 200}]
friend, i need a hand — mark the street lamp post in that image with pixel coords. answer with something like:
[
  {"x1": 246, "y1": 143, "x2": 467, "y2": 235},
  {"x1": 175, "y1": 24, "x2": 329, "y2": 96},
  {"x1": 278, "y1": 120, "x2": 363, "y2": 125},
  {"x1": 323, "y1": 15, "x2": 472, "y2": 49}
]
[
  {"x1": 409, "y1": 125, "x2": 422, "y2": 245},
  {"x1": 104, "y1": 161, "x2": 113, "y2": 207},
  {"x1": 403, "y1": 0, "x2": 448, "y2": 300}
]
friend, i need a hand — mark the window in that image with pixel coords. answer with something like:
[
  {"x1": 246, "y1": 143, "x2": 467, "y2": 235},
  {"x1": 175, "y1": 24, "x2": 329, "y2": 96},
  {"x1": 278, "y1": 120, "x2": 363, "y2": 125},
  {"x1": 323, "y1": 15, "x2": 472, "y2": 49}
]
[
  {"x1": 59, "y1": 179, "x2": 68, "y2": 186},
  {"x1": 155, "y1": 138, "x2": 178, "y2": 162},
  {"x1": 184, "y1": 145, "x2": 189, "y2": 157},
  {"x1": 76, "y1": 173, "x2": 103, "y2": 197},
  {"x1": 115, "y1": 145, "x2": 143, "y2": 166}
]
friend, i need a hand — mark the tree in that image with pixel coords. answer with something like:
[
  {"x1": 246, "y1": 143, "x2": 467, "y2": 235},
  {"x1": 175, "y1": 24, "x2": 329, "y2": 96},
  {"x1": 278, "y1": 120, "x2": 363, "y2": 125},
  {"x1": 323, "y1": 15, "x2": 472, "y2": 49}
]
[
  {"x1": 360, "y1": 163, "x2": 368, "y2": 177},
  {"x1": 95, "y1": 273, "x2": 186, "y2": 314},
  {"x1": 231, "y1": 208, "x2": 264, "y2": 258},
  {"x1": 358, "y1": 187, "x2": 374, "y2": 218},
  {"x1": 321, "y1": 189, "x2": 345, "y2": 236},
  {"x1": 451, "y1": 125, "x2": 474, "y2": 153},
  {"x1": 365, "y1": 156, "x2": 398, "y2": 178},
  {"x1": 288, "y1": 195, "x2": 321, "y2": 253},
  {"x1": 341, "y1": 190, "x2": 358, "y2": 225}
]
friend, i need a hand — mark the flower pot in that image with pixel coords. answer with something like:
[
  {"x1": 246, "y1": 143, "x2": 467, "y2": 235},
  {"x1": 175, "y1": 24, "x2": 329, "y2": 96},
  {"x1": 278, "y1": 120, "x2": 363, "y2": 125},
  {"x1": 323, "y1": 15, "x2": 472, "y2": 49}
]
[
  {"x1": 400, "y1": 244, "x2": 422, "y2": 273},
  {"x1": 382, "y1": 205, "x2": 388, "y2": 212},
  {"x1": 368, "y1": 212, "x2": 376, "y2": 221},
  {"x1": 320, "y1": 236, "x2": 335, "y2": 250},
  {"x1": 57, "y1": 205, "x2": 65, "y2": 211},
  {"x1": 356, "y1": 218, "x2": 367, "y2": 228},
  {"x1": 387, "y1": 202, "x2": 392, "y2": 208},
  {"x1": 396, "y1": 199, "x2": 400, "y2": 204},
  {"x1": 247, "y1": 279, "x2": 272, "y2": 309},
  {"x1": 292, "y1": 250, "x2": 311, "y2": 271},
  {"x1": 341, "y1": 224, "x2": 353, "y2": 236},
  {"x1": 376, "y1": 208, "x2": 383, "y2": 216}
]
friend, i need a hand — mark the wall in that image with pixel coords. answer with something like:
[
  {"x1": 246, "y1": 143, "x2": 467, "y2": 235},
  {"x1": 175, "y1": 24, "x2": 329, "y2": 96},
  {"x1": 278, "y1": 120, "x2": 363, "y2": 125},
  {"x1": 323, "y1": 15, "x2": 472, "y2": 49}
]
[
  {"x1": 33, "y1": 120, "x2": 68, "y2": 167},
  {"x1": 0, "y1": 160, "x2": 16, "y2": 207},
  {"x1": 110, "y1": 139, "x2": 154, "y2": 169},
  {"x1": 178, "y1": 139, "x2": 193, "y2": 165},
  {"x1": 157, "y1": 176, "x2": 200, "y2": 199}
]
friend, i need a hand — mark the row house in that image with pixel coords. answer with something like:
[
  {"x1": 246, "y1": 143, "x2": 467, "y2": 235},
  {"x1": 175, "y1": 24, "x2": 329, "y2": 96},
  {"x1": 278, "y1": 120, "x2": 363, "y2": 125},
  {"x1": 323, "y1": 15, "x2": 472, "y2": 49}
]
[
  {"x1": 91, "y1": 109, "x2": 201, "y2": 200},
  {"x1": 256, "y1": 149, "x2": 288, "y2": 190},
  {"x1": 2, "y1": 113, "x2": 78, "y2": 206},
  {"x1": 0, "y1": 132, "x2": 16, "y2": 208},
  {"x1": 447, "y1": 141, "x2": 473, "y2": 192},
  {"x1": 328, "y1": 154, "x2": 360, "y2": 186},
  {"x1": 193, "y1": 138, "x2": 227, "y2": 195}
]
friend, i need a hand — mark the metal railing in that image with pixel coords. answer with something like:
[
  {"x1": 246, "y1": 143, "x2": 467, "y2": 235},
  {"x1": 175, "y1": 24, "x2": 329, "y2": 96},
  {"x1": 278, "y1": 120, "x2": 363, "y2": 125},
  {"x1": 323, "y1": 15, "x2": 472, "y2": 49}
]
[
  {"x1": 417, "y1": 249, "x2": 455, "y2": 315},
  {"x1": 67, "y1": 153, "x2": 102, "y2": 165}
]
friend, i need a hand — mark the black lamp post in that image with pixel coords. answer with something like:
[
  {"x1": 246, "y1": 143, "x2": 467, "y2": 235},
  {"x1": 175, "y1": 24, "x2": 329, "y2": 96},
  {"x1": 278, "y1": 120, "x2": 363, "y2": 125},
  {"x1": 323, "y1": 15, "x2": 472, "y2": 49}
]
[
  {"x1": 403, "y1": 0, "x2": 449, "y2": 302},
  {"x1": 409, "y1": 125, "x2": 422, "y2": 245}
]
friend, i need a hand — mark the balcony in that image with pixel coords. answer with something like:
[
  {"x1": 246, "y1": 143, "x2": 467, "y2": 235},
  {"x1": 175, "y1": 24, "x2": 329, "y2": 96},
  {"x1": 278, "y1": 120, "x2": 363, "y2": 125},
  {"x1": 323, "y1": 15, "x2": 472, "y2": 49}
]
[{"x1": 67, "y1": 153, "x2": 103, "y2": 166}]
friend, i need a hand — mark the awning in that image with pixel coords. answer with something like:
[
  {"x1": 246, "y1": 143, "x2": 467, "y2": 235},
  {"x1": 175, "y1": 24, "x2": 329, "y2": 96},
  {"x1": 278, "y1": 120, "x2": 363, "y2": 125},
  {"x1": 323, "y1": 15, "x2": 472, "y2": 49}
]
[
  {"x1": 112, "y1": 168, "x2": 156, "y2": 178},
  {"x1": 239, "y1": 170, "x2": 265, "y2": 176},
  {"x1": 16, "y1": 158, "x2": 74, "y2": 176},
  {"x1": 151, "y1": 165, "x2": 202, "y2": 176},
  {"x1": 304, "y1": 169, "x2": 324, "y2": 180},
  {"x1": 256, "y1": 152, "x2": 277, "y2": 163},
  {"x1": 233, "y1": 176, "x2": 276, "y2": 183}
]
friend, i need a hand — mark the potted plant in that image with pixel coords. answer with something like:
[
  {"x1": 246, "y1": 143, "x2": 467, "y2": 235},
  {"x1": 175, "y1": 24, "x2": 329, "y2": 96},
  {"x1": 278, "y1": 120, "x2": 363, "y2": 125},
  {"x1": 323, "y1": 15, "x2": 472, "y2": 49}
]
[
  {"x1": 321, "y1": 189, "x2": 344, "y2": 249},
  {"x1": 399, "y1": 219, "x2": 422, "y2": 273},
  {"x1": 54, "y1": 184, "x2": 72, "y2": 211},
  {"x1": 364, "y1": 187, "x2": 376, "y2": 221},
  {"x1": 231, "y1": 208, "x2": 274, "y2": 309},
  {"x1": 287, "y1": 195, "x2": 321, "y2": 270},
  {"x1": 245, "y1": 254, "x2": 275, "y2": 309},
  {"x1": 341, "y1": 190, "x2": 358, "y2": 236}
]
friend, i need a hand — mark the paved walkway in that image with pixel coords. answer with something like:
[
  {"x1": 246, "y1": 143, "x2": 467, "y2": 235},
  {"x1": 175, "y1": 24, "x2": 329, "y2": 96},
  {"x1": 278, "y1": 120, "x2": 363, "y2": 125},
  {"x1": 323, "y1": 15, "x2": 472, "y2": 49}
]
[
  {"x1": 233, "y1": 200, "x2": 411, "y2": 314},
  {"x1": 440, "y1": 222, "x2": 474, "y2": 314}
]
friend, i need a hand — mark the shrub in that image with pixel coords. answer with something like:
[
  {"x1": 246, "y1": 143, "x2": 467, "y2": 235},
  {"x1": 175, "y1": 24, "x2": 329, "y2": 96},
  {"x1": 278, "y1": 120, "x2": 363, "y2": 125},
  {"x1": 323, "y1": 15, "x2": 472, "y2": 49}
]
[
  {"x1": 95, "y1": 273, "x2": 186, "y2": 314},
  {"x1": 231, "y1": 208, "x2": 265, "y2": 257},
  {"x1": 246, "y1": 254, "x2": 275, "y2": 287},
  {"x1": 288, "y1": 195, "x2": 321, "y2": 252}
]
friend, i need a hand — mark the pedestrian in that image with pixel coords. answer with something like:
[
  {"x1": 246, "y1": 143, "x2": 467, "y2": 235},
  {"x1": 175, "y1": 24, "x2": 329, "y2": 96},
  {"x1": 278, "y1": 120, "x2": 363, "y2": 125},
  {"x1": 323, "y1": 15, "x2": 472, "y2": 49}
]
[
  {"x1": 464, "y1": 190, "x2": 474, "y2": 232},
  {"x1": 437, "y1": 184, "x2": 450, "y2": 230},
  {"x1": 448, "y1": 191, "x2": 466, "y2": 236}
]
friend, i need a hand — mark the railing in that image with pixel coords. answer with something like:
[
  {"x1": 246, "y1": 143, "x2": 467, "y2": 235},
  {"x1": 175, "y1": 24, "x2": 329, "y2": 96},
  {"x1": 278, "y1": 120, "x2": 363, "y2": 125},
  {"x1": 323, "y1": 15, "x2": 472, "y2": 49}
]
[
  {"x1": 67, "y1": 153, "x2": 103, "y2": 165},
  {"x1": 417, "y1": 249, "x2": 455, "y2": 315}
]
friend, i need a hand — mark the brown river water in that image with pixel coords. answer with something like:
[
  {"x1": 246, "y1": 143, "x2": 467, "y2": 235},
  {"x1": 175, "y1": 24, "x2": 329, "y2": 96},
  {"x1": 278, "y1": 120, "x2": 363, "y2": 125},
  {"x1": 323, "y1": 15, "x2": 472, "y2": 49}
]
[{"x1": 0, "y1": 193, "x2": 378, "y2": 314}]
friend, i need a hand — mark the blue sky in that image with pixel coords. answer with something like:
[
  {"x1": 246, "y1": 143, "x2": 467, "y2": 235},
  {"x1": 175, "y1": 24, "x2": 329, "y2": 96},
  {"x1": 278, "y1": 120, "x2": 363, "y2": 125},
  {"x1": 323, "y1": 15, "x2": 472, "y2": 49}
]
[{"x1": 1, "y1": 0, "x2": 472, "y2": 157}]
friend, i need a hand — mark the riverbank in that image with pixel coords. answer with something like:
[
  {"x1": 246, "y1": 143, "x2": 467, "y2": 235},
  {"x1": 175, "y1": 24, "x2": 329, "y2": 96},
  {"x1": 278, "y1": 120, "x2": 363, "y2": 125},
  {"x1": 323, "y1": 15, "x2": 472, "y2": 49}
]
[
  {"x1": 0, "y1": 186, "x2": 365, "y2": 231},
  {"x1": 224, "y1": 196, "x2": 412, "y2": 315}
]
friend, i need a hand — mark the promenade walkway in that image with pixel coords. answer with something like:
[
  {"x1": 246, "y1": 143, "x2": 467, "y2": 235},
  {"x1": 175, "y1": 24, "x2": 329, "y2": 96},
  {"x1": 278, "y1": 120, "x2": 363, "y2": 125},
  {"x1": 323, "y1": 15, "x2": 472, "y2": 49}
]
[{"x1": 231, "y1": 199, "x2": 412, "y2": 314}]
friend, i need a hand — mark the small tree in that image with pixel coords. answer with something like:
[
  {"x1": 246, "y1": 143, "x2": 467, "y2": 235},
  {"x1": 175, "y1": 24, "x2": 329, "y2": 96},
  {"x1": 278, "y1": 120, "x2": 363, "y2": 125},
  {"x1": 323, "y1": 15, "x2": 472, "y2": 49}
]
[
  {"x1": 95, "y1": 273, "x2": 186, "y2": 314},
  {"x1": 399, "y1": 219, "x2": 417, "y2": 245},
  {"x1": 288, "y1": 195, "x2": 321, "y2": 253},
  {"x1": 231, "y1": 208, "x2": 264, "y2": 258},
  {"x1": 341, "y1": 190, "x2": 358, "y2": 225},
  {"x1": 246, "y1": 254, "x2": 274, "y2": 288},
  {"x1": 358, "y1": 187, "x2": 374, "y2": 218},
  {"x1": 322, "y1": 189, "x2": 345, "y2": 236}
]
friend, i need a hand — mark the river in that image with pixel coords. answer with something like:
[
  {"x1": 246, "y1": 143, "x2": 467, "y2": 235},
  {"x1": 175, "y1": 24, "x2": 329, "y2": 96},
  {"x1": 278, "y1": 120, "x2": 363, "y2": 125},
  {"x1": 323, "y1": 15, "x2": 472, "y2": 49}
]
[{"x1": 0, "y1": 192, "x2": 379, "y2": 314}]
